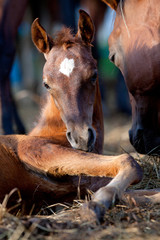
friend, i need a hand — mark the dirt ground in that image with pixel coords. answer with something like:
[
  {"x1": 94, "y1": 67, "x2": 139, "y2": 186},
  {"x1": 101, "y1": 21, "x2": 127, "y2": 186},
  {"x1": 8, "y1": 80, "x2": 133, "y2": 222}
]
[{"x1": 0, "y1": 94, "x2": 160, "y2": 240}]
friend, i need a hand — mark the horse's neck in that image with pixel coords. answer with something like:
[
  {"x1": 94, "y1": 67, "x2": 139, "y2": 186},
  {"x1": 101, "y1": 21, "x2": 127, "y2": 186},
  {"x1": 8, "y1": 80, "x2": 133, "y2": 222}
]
[{"x1": 29, "y1": 81, "x2": 104, "y2": 153}]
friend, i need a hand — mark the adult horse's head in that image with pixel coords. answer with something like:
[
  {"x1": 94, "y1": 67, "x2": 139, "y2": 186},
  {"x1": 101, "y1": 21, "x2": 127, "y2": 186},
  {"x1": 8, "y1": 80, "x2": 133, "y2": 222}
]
[
  {"x1": 31, "y1": 10, "x2": 101, "y2": 152},
  {"x1": 103, "y1": 0, "x2": 160, "y2": 154}
]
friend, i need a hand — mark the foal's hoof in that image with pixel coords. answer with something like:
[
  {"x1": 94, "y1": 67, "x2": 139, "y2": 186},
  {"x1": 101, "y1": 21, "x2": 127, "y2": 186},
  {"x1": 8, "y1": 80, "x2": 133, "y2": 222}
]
[
  {"x1": 88, "y1": 201, "x2": 106, "y2": 222},
  {"x1": 92, "y1": 186, "x2": 117, "y2": 208},
  {"x1": 81, "y1": 187, "x2": 118, "y2": 222},
  {"x1": 82, "y1": 201, "x2": 106, "y2": 222}
]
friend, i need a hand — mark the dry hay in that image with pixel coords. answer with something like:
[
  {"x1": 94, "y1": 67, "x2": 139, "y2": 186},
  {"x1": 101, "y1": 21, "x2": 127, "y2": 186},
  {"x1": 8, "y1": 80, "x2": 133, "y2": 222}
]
[
  {"x1": 0, "y1": 196, "x2": 160, "y2": 239},
  {"x1": 0, "y1": 155, "x2": 160, "y2": 240},
  {"x1": 0, "y1": 197, "x2": 160, "y2": 240},
  {"x1": 130, "y1": 154, "x2": 160, "y2": 190}
]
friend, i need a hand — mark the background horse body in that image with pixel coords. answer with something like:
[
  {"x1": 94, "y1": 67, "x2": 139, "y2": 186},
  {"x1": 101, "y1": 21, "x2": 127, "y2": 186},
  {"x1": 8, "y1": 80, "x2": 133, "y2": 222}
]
[
  {"x1": 103, "y1": 0, "x2": 160, "y2": 155},
  {"x1": 0, "y1": 0, "x2": 27, "y2": 134},
  {"x1": 0, "y1": 10, "x2": 143, "y2": 215}
]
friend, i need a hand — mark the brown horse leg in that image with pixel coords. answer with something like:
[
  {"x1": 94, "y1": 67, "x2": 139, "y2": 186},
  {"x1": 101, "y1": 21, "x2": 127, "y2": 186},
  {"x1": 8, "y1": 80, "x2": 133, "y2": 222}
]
[
  {"x1": 11, "y1": 88, "x2": 26, "y2": 133},
  {"x1": 0, "y1": 142, "x2": 83, "y2": 213},
  {"x1": 0, "y1": 135, "x2": 143, "y2": 217},
  {"x1": 14, "y1": 136, "x2": 142, "y2": 214},
  {"x1": 0, "y1": 77, "x2": 25, "y2": 134},
  {"x1": 122, "y1": 189, "x2": 160, "y2": 206},
  {"x1": 0, "y1": 0, "x2": 28, "y2": 134}
]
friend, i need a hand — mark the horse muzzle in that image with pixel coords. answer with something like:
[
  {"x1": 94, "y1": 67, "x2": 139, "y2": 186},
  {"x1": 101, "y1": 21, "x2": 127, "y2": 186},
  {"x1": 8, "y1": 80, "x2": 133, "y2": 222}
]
[
  {"x1": 129, "y1": 128, "x2": 160, "y2": 155},
  {"x1": 66, "y1": 126, "x2": 96, "y2": 152}
]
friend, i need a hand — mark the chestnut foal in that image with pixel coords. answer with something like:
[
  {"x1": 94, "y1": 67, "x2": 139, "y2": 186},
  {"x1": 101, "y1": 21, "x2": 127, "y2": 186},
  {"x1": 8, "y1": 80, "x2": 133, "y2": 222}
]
[{"x1": 0, "y1": 10, "x2": 143, "y2": 216}]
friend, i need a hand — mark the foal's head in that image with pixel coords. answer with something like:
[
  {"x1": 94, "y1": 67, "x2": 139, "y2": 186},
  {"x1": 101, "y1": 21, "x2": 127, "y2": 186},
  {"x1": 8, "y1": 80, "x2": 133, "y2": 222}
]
[{"x1": 31, "y1": 10, "x2": 98, "y2": 152}]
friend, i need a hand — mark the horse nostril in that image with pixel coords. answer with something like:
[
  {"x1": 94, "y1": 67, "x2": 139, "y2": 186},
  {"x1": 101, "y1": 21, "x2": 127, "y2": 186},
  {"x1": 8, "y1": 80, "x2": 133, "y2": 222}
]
[
  {"x1": 129, "y1": 129, "x2": 133, "y2": 144},
  {"x1": 129, "y1": 127, "x2": 146, "y2": 154},
  {"x1": 66, "y1": 131, "x2": 72, "y2": 142},
  {"x1": 137, "y1": 128, "x2": 144, "y2": 138},
  {"x1": 66, "y1": 131, "x2": 78, "y2": 145},
  {"x1": 66, "y1": 128, "x2": 95, "y2": 151},
  {"x1": 88, "y1": 128, "x2": 95, "y2": 147}
]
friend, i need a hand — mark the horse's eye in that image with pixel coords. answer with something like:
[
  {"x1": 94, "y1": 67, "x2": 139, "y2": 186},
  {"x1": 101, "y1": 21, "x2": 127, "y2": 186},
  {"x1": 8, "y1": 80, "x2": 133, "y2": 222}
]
[
  {"x1": 91, "y1": 72, "x2": 97, "y2": 85},
  {"x1": 43, "y1": 82, "x2": 51, "y2": 90},
  {"x1": 109, "y1": 53, "x2": 115, "y2": 63}
]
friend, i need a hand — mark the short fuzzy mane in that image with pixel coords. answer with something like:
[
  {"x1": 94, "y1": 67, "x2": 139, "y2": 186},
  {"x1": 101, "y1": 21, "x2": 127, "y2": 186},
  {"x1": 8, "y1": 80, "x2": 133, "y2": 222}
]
[{"x1": 53, "y1": 27, "x2": 80, "y2": 48}]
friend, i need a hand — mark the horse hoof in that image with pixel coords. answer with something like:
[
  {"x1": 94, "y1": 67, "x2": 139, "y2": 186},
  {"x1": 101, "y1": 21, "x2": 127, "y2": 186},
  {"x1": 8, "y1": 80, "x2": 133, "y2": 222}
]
[
  {"x1": 88, "y1": 201, "x2": 106, "y2": 222},
  {"x1": 81, "y1": 201, "x2": 106, "y2": 222},
  {"x1": 92, "y1": 186, "x2": 117, "y2": 208},
  {"x1": 81, "y1": 187, "x2": 118, "y2": 222}
]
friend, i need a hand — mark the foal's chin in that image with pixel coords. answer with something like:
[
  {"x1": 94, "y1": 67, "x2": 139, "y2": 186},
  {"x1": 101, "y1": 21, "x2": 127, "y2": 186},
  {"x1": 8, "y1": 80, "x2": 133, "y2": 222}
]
[{"x1": 70, "y1": 141, "x2": 95, "y2": 153}]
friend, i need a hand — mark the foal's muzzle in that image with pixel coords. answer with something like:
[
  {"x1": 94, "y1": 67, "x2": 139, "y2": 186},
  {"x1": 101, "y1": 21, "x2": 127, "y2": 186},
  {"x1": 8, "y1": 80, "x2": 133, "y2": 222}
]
[{"x1": 66, "y1": 126, "x2": 96, "y2": 152}]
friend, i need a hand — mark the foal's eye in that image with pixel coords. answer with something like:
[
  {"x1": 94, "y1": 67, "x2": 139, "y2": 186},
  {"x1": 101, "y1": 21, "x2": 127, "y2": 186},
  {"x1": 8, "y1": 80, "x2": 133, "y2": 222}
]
[
  {"x1": 43, "y1": 82, "x2": 51, "y2": 90},
  {"x1": 91, "y1": 72, "x2": 97, "y2": 85}
]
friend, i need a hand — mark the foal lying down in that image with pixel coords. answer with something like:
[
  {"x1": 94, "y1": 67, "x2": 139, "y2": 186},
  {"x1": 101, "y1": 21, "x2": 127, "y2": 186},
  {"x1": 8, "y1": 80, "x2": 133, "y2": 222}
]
[{"x1": 0, "y1": 10, "x2": 159, "y2": 217}]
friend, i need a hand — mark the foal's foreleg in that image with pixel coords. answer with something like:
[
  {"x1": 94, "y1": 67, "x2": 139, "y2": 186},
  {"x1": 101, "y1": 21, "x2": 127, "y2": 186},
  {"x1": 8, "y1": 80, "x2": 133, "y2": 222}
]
[{"x1": 18, "y1": 138, "x2": 143, "y2": 210}]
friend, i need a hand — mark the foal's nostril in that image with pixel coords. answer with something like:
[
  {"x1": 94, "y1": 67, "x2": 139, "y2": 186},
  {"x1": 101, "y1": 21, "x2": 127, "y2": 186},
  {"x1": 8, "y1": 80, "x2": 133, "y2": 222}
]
[
  {"x1": 66, "y1": 131, "x2": 78, "y2": 145},
  {"x1": 66, "y1": 131, "x2": 72, "y2": 142},
  {"x1": 88, "y1": 128, "x2": 95, "y2": 147},
  {"x1": 66, "y1": 128, "x2": 95, "y2": 151}
]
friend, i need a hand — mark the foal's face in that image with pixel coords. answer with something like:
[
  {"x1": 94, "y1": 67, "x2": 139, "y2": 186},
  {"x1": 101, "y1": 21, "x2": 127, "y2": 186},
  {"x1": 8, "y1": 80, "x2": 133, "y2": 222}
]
[
  {"x1": 104, "y1": 0, "x2": 160, "y2": 154},
  {"x1": 31, "y1": 10, "x2": 98, "y2": 152},
  {"x1": 43, "y1": 43, "x2": 97, "y2": 151}
]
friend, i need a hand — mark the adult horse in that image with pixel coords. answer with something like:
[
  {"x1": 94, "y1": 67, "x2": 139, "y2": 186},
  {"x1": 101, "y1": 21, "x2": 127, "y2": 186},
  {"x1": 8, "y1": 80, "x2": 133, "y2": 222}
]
[
  {"x1": 102, "y1": 0, "x2": 160, "y2": 155},
  {"x1": 0, "y1": 10, "x2": 144, "y2": 216}
]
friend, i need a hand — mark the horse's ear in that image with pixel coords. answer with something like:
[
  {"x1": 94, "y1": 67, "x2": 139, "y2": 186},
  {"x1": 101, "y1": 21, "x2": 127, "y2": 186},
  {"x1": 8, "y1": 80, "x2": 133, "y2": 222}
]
[
  {"x1": 102, "y1": 0, "x2": 119, "y2": 10},
  {"x1": 31, "y1": 18, "x2": 54, "y2": 54},
  {"x1": 77, "y1": 10, "x2": 95, "y2": 45}
]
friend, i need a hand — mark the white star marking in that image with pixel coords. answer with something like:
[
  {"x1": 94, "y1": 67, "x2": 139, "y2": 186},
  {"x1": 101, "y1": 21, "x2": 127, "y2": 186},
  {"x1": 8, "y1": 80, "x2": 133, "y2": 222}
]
[{"x1": 59, "y1": 58, "x2": 75, "y2": 77}]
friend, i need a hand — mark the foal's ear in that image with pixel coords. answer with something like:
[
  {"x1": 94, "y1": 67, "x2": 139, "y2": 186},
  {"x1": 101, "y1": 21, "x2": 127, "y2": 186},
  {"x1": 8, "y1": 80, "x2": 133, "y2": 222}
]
[
  {"x1": 31, "y1": 18, "x2": 54, "y2": 53},
  {"x1": 77, "y1": 10, "x2": 95, "y2": 45},
  {"x1": 102, "y1": 0, "x2": 119, "y2": 10}
]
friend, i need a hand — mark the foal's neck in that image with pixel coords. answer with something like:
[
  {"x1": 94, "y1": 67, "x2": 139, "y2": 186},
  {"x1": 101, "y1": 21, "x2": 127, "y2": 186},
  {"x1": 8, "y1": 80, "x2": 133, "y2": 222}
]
[{"x1": 29, "y1": 95, "x2": 70, "y2": 146}]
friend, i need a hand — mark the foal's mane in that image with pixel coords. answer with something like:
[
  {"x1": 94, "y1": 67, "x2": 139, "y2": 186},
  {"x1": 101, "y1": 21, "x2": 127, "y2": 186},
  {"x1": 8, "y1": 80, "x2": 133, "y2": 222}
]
[{"x1": 53, "y1": 27, "x2": 82, "y2": 48}]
